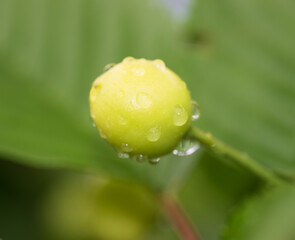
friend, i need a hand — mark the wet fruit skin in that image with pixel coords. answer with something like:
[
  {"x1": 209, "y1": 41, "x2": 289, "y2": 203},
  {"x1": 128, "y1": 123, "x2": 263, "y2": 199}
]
[{"x1": 89, "y1": 57, "x2": 192, "y2": 158}]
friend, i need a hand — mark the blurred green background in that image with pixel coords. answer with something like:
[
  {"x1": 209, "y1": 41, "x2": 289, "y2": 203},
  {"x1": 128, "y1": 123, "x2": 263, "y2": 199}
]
[{"x1": 0, "y1": 0, "x2": 294, "y2": 239}]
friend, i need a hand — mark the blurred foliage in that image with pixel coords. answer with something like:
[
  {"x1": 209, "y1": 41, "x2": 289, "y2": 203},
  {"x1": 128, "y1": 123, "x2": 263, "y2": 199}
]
[{"x1": 0, "y1": 0, "x2": 295, "y2": 239}]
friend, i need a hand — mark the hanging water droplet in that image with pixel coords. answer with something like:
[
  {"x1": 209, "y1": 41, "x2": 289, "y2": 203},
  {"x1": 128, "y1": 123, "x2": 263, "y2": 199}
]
[
  {"x1": 99, "y1": 129, "x2": 106, "y2": 139},
  {"x1": 172, "y1": 138, "x2": 200, "y2": 156},
  {"x1": 121, "y1": 143, "x2": 133, "y2": 153},
  {"x1": 136, "y1": 92, "x2": 152, "y2": 109},
  {"x1": 134, "y1": 154, "x2": 147, "y2": 163},
  {"x1": 191, "y1": 101, "x2": 201, "y2": 121},
  {"x1": 149, "y1": 157, "x2": 160, "y2": 164},
  {"x1": 123, "y1": 56, "x2": 135, "y2": 63},
  {"x1": 132, "y1": 67, "x2": 145, "y2": 76},
  {"x1": 104, "y1": 63, "x2": 115, "y2": 72},
  {"x1": 153, "y1": 59, "x2": 166, "y2": 71},
  {"x1": 173, "y1": 104, "x2": 188, "y2": 126},
  {"x1": 118, "y1": 152, "x2": 129, "y2": 159},
  {"x1": 146, "y1": 126, "x2": 161, "y2": 142}
]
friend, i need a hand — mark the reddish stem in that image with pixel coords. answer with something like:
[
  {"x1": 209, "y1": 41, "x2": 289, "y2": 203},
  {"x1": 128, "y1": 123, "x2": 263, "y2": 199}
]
[{"x1": 162, "y1": 194, "x2": 201, "y2": 240}]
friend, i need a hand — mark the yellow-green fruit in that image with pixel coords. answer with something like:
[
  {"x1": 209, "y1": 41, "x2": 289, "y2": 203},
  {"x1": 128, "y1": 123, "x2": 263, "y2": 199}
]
[{"x1": 89, "y1": 57, "x2": 192, "y2": 157}]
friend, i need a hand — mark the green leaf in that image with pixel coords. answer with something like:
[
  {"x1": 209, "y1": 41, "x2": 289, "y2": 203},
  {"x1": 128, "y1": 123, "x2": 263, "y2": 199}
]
[
  {"x1": 179, "y1": 0, "x2": 295, "y2": 177},
  {"x1": 223, "y1": 186, "x2": 295, "y2": 240}
]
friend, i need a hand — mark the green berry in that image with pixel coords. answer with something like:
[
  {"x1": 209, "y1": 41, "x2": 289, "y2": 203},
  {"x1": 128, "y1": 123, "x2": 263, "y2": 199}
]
[{"x1": 89, "y1": 57, "x2": 192, "y2": 158}]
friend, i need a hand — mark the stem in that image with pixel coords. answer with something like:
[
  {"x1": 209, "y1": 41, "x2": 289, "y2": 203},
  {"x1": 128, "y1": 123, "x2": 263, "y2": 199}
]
[
  {"x1": 190, "y1": 126, "x2": 284, "y2": 186},
  {"x1": 162, "y1": 194, "x2": 201, "y2": 240}
]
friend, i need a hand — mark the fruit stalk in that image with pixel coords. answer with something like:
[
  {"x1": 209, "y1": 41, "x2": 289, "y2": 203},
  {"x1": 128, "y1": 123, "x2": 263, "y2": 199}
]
[
  {"x1": 190, "y1": 127, "x2": 285, "y2": 186},
  {"x1": 162, "y1": 194, "x2": 201, "y2": 240}
]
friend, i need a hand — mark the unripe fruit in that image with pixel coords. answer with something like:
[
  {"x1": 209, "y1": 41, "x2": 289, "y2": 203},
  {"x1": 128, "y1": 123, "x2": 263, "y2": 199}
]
[{"x1": 89, "y1": 57, "x2": 192, "y2": 158}]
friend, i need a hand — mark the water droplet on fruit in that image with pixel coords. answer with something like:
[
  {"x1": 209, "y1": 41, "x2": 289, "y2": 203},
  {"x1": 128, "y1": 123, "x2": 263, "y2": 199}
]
[
  {"x1": 123, "y1": 56, "x2": 135, "y2": 63},
  {"x1": 118, "y1": 152, "x2": 129, "y2": 159},
  {"x1": 91, "y1": 113, "x2": 96, "y2": 119},
  {"x1": 146, "y1": 126, "x2": 161, "y2": 142},
  {"x1": 104, "y1": 63, "x2": 115, "y2": 72},
  {"x1": 99, "y1": 129, "x2": 106, "y2": 139},
  {"x1": 136, "y1": 92, "x2": 152, "y2": 109},
  {"x1": 149, "y1": 157, "x2": 160, "y2": 164},
  {"x1": 191, "y1": 101, "x2": 201, "y2": 120},
  {"x1": 173, "y1": 105, "x2": 188, "y2": 126},
  {"x1": 118, "y1": 115, "x2": 127, "y2": 125},
  {"x1": 119, "y1": 89, "x2": 125, "y2": 97},
  {"x1": 132, "y1": 67, "x2": 145, "y2": 76},
  {"x1": 134, "y1": 154, "x2": 147, "y2": 163},
  {"x1": 173, "y1": 139, "x2": 200, "y2": 156},
  {"x1": 90, "y1": 88, "x2": 97, "y2": 102},
  {"x1": 153, "y1": 59, "x2": 166, "y2": 71},
  {"x1": 121, "y1": 143, "x2": 132, "y2": 153}
]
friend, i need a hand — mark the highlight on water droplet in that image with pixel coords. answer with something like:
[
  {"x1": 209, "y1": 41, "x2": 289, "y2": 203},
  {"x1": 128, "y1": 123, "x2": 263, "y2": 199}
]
[
  {"x1": 172, "y1": 138, "x2": 200, "y2": 156},
  {"x1": 153, "y1": 59, "x2": 166, "y2": 71},
  {"x1": 91, "y1": 113, "x2": 96, "y2": 119},
  {"x1": 136, "y1": 92, "x2": 152, "y2": 109},
  {"x1": 104, "y1": 63, "x2": 115, "y2": 72},
  {"x1": 146, "y1": 126, "x2": 161, "y2": 142},
  {"x1": 173, "y1": 104, "x2": 188, "y2": 126},
  {"x1": 191, "y1": 101, "x2": 201, "y2": 121},
  {"x1": 90, "y1": 88, "x2": 97, "y2": 102},
  {"x1": 123, "y1": 56, "x2": 135, "y2": 63},
  {"x1": 121, "y1": 143, "x2": 133, "y2": 153},
  {"x1": 132, "y1": 67, "x2": 145, "y2": 76},
  {"x1": 134, "y1": 154, "x2": 147, "y2": 163},
  {"x1": 118, "y1": 152, "x2": 129, "y2": 159},
  {"x1": 149, "y1": 157, "x2": 160, "y2": 164}
]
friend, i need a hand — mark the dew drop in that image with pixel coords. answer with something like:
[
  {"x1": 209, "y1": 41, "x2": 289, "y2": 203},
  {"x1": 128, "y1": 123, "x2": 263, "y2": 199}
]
[
  {"x1": 99, "y1": 129, "x2": 106, "y2": 139},
  {"x1": 118, "y1": 115, "x2": 127, "y2": 125},
  {"x1": 123, "y1": 56, "x2": 135, "y2": 63},
  {"x1": 91, "y1": 113, "x2": 96, "y2": 119},
  {"x1": 104, "y1": 63, "x2": 115, "y2": 72},
  {"x1": 136, "y1": 92, "x2": 152, "y2": 109},
  {"x1": 118, "y1": 152, "x2": 129, "y2": 159},
  {"x1": 121, "y1": 143, "x2": 133, "y2": 153},
  {"x1": 132, "y1": 67, "x2": 145, "y2": 76},
  {"x1": 134, "y1": 154, "x2": 147, "y2": 163},
  {"x1": 191, "y1": 101, "x2": 201, "y2": 121},
  {"x1": 90, "y1": 88, "x2": 97, "y2": 102},
  {"x1": 173, "y1": 105, "x2": 188, "y2": 126},
  {"x1": 149, "y1": 157, "x2": 160, "y2": 164},
  {"x1": 153, "y1": 59, "x2": 166, "y2": 71},
  {"x1": 146, "y1": 126, "x2": 161, "y2": 142},
  {"x1": 172, "y1": 139, "x2": 200, "y2": 156}
]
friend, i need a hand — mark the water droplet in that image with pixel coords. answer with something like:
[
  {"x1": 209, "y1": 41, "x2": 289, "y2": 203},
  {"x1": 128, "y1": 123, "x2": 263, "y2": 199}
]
[
  {"x1": 119, "y1": 89, "x2": 125, "y2": 97},
  {"x1": 146, "y1": 126, "x2": 161, "y2": 142},
  {"x1": 92, "y1": 122, "x2": 96, "y2": 127},
  {"x1": 90, "y1": 88, "x2": 97, "y2": 102},
  {"x1": 118, "y1": 115, "x2": 127, "y2": 125},
  {"x1": 132, "y1": 67, "x2": 145, "y2": 76},
  {"x1": 91, "y1": 113, "x2": 96, "y2": 119},
  {"x1": 118, "y1": 152, "x2": 129, "y2": 159},
  {"x1": 123, "y1": 56, "x2": 135, "y2": 63},
  {"x1": 99, "y1": 129, "x2": 106, "y2": 139},
  {"x1": 191, "y1": 101, "x2": 201, "y2": 120},
  {"x1": 136, "y1": 92, "x2": 152, "y2": 109},
  {"x1": 121, "y1": 143, "x2": 133, "y2": 153},
  {"x1": 173, "y1": 105, "x2": 188, "y2": 126},
  {"x1": 134, "y1": 154, "x2": 147, "y2": 163},
  {"x1": 173, "y1": 139, "x2": 200, "y2": 156},
  {"x1": 153, "y1": 59, "x2": 166, "y2": 71},
  {"x1": 149, "y1": 157, "x2": 160, "y2": 164},
  {"x1": 104, "y1": 63, "x2": 115, "y2": 72}
]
